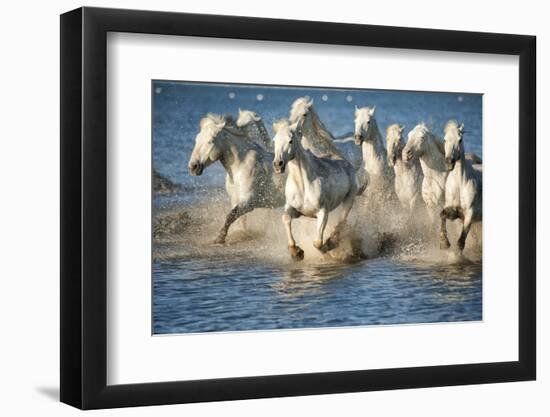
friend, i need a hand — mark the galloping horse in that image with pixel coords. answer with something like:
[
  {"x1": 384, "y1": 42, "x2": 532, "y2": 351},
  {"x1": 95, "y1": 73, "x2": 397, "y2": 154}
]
[
  {"x1": 188, "y1": 113, "x2": 285, "y2": 244},
  {"x1": 439, "y1": 121, "x2": 482, "y2": 252},
  {"x1": 272, "y1": 120, "x2": 359, "y2": 261},
  {"x1": 354, "y1": 106, "x2": 394, "y2": 200},
  {"x1": 402, "y1": 123, "x2": 449, "y2": 223},
  {"x1": 385, "y1": 124, "x2": 423, "y2": 213}
]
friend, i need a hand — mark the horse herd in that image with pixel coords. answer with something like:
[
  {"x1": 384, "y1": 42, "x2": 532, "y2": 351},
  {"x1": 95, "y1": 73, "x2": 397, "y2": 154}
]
[{"x1": 187, "y1": 97, "x2": 482, "y2": 261}]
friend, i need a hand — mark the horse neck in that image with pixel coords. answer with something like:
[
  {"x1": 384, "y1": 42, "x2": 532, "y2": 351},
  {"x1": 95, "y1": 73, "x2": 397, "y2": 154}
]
[
  {"x1": 361, "y1": 121, "x2": 386, "y2": 170},
  {"x1": 308, "y1": 109, "x2": 333, "y2": 139},
  {"x1": 419, "y1": 132, "x2": 447, "y2": 176},
  {"x1": 245, "y1": 120, "x2": 271, "y2": 149},
  {"x1": 288, "y1": 142, "x2": 316, "y2": 184},
  {"x1": 453, "y1": 145, "x2": 468, "y2": 175},
  {"x1": 217, "y1": 132, "x2": 250, "y2": 175}
]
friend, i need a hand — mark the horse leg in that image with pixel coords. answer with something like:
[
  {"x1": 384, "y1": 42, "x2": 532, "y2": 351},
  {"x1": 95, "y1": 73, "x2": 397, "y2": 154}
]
[
  {"x1": 282, "y1": 206, "x2": 304, "y2": 261},
  {"x1": 313, "y1": 209, "x2": 329, "y2": 252},
  {"x1": 439, "y1": 207, "x2": 463, "y2": 250},
  {"x1": 213, "y1": 204, "x2": 253, "y2": 244},
  {"x1": 439, "y1": 208, "x2": 451, "y2": 249},
  {"x1": 325, "y1": 195, "x2": 354, "y2": 251},
  {"x1": 457, "y1": 209, "x2": 473, "y2": 253}
]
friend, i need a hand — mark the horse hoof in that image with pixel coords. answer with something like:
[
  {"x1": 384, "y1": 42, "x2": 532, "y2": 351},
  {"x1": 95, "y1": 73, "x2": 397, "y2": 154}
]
[
  {"x1": 313, "y1": 240, "x2": 323, "y2": 250},
  {"x1": 289, "y1": 245, "x2": 304, "y2": 261},
  {"x1": 323, "y1": 237, "x2": 339, "y2": 253},
  {"x1": 213, "y1": 236, "x2": 226, "y2": 245},
  {"x1": 440, "y1": 235, "x2": 451, "y2": 250}
]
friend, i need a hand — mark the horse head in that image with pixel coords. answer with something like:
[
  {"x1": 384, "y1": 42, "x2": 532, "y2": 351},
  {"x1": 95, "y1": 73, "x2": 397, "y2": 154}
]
[
  {"x1": 188, "y1": 113, "x2": 228, "y2": 176},
  {"x1": 386, "y1": 124, "x2": 405, "y2": 166},
  {"x1": 236, "y1": 109, "x2": 261, "y2": 128},
  {"x1": 443, "y1": 120, "x2": 465, "y2": 171},
  {"x1": 272, "y1": 120, "x2": 302, "y2": 174},
  {"x1": 289, "y1": 97, "x2": 314, "y2": 128},
  {"x1": 402, "y1": 123, "x2": 431, "y2": 162},
  {"x1": 354, "y1": 106, "x2": 377, "y2": 146}
]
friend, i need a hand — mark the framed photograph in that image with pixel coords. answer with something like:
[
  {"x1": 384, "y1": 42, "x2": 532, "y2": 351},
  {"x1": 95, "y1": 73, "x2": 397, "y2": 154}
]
[{"x1": 60, "y1": 6, "x2": 536, "y2": 409}]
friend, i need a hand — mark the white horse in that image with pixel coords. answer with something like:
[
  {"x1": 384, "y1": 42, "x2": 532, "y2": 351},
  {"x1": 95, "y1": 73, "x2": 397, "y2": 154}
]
[
  {"x1": 354, "y1": 106, "x2": 394, "y2": 199},
  {"x1": 272, "y1": 120, "x2": 359, "y2": 261},
  {"x1": 402, "y1": 123, "x2": 448, "y2": 222},
  {"x1": 386, "y1": 124, "x2": 423, "y2": 213},
  {"x1": 439, "y1": 121, "x2": 482, "y2": 252},
  {"x1": 188, "y1": 113, "x2": 285, "y2": 244},
  {"x1": 289, "y1": 97, "x2": 345, "y2": 160}
]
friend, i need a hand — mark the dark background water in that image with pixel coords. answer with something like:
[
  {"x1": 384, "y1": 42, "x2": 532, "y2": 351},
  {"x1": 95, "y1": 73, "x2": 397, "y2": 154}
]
[
  {"x1": 153, "y1": 81, "x2": 482, "y2": 189},
  {"x1": 152, "y1": 80, "x2": 482, "y2": 335}
]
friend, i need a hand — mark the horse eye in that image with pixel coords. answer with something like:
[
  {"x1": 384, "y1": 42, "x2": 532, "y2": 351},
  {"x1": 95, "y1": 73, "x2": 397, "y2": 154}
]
[{"x1": 289, "y1": 139, "x2": 293, "y2": 144}]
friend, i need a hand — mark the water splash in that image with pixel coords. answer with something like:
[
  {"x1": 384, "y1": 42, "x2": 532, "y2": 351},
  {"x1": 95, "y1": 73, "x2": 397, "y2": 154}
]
[{"x1": 153, "y1": 189, "x2": 482, "y2": 268}]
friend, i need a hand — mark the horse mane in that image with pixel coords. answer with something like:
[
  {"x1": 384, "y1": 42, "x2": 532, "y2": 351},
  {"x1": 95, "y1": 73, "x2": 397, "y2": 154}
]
[
  {"x1": 414, "y1": 122, "x2": 444, "y2": 156},
  {"x1": 444, "y1": 119, "x2": 461, "y2": 133},
  {"x1": 386, "y1": 124, "x2": 405, "y2": 146},
  {"x1": 237, "y1": 110, "x2": 273, "y2": 151},
  {"x1": 289, "y1": 97, "x2": 344, "y2": 159},
  {"x1": 200, "y1": 113, "x2": 247, "y2": 138},
  {"x1": 272, "y1": 119, "x2": 290, "y2": 134}
]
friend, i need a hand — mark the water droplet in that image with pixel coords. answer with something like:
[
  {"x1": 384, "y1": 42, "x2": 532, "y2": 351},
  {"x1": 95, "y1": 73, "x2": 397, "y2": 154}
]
[
  {"x1": 457, "y1": 95, "x2": 463, "y2": 102},
  {"x1": 228, "y1": 92, "x2": 236, "y2": 99},
  {"x1": 322, "y1": 94, "x2": 328, "y2": 102},
  {"x1": 155, "y1": 87, "x2": 162, "y2": 94},
  {"x1": 346, "y1": 95, "x2": 353, "y2": 102},
  {"x1": 256, "y1": 94, "x2": 264, "y2": 101}
]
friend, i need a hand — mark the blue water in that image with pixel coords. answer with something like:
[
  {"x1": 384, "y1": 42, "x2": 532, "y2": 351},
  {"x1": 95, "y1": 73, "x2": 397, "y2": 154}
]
[{"x1": 152, "y1": 80, "x2": 482, "y2": 335}]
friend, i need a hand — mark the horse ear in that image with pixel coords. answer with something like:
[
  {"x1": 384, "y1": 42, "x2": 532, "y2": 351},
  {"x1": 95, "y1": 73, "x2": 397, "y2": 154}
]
[
  {"x1": 458, "y1": 123, "x2": 464, "y2": 133},
  {"x1": 369, "y1": 106, "x2": 376, "y2": 116},
  {"x1": 399, "y1": 124, "x2": 405, "y2": 133}
]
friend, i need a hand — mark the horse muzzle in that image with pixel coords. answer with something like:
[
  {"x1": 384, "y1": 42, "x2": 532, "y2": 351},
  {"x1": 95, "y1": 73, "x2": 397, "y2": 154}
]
[
  {"x1": 273, "y1": 159, "x2": 285, "y2": 174},
  {"x1": 446, "y1": 158, "x2": 456, "y2": 171},
  {"x1": 403, "y1": 149, "x2": 413, "y2": 162},
  {"x1": 354, "y1": 134, "x2": 363, "y2": 146},
  {"x1": 189, "y1": 162, "x2": 204, "y2": 176}
]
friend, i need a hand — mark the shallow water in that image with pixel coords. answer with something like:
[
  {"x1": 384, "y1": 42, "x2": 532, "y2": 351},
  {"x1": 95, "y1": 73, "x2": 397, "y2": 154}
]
[
  {"x1": 152, "y1": 81, "x2": 482, "y2": 335},
  {"x1": 153, "y1": 253, "x2": 481, "y2": 334}
]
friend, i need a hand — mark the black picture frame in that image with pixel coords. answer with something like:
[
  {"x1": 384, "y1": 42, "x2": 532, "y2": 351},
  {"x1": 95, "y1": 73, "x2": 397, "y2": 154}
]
[{"x1": 60, "y1": 6, "x2": 536, "y2": 410}]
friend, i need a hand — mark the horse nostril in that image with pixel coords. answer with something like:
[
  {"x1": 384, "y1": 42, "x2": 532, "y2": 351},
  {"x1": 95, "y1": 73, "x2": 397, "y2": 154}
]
[
  {"x1": 277, "y1": 160, "x2": 283, "y2": 167},
  {"x1": 190, "y1": 163, "x2": 197, "y2": 171}
]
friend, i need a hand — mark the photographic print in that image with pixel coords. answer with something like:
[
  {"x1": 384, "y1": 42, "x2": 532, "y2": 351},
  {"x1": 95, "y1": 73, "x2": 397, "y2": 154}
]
[{"x1": 152, "y1": 81, "x2": 482, "y2": 335}]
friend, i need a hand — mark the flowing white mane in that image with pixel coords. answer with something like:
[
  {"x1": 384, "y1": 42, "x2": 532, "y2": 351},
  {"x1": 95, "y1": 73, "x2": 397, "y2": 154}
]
[
  {"x1": 289, "y1": 97, "x2": 344, "y2": 159},
  {"x1": 386, "y1": 124, "x2": 405, "y2": 148},
  {"x1": 199, "y1": 113, "x2": 247, "y2": 138},
  {"x1": 444, "y1": 119, "x2": 462, "y2": 133},
  {"x1": 236, "y1": 109, "x2": 273, "y2": 151}
]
